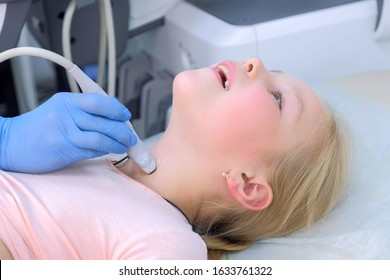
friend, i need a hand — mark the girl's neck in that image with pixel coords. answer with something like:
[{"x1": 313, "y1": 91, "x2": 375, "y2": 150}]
[{"x1": 116, "y1": 135, "x2": 202, "y2": 223}]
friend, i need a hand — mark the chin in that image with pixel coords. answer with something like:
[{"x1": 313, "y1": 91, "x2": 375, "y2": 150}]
[{"x1": 173, "y1": 70, "x2": 196, "y2": 93}]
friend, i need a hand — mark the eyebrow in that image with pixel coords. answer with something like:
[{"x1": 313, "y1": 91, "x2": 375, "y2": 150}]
[{"x1": 293, "y1": 89, "x2": 304, "y2": 120}]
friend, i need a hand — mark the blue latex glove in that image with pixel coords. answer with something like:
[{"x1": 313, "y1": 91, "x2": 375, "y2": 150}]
[{"x1": 0, "y1": 92, "x2": 136, "y2": 173}]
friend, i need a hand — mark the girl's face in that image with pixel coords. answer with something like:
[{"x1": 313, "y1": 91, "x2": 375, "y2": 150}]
[{"x1": 170, "y1": 57, "x2": 325, "y2": 168}]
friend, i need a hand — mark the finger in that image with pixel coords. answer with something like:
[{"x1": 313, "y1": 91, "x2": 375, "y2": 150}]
[
  {"x1": 70, "y1": 149, "x2": 107, "y2": 162},
  {"x1": 68, "y1": 93, "x2": 131, "y2": 121},
  {"x1": 72, "y1": 110, "x2": 137, "y2": 147},
  {"x1": 67, "y1": 127, "x2": 131, "y2": 155}
]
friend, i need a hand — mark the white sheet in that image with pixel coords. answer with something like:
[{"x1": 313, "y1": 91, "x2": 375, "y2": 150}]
[{"x1": 229, "y1": 83, "x2": 390, "y2": 259}]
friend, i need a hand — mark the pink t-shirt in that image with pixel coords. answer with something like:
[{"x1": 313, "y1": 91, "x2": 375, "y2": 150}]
[{"x1": 0, "y1": 157, "x2": 206, "y2": 259}]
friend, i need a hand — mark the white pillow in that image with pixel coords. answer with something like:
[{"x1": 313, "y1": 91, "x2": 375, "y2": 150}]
[{"x1": 229, "y1": 83, "x2": 390, "y2": 260}]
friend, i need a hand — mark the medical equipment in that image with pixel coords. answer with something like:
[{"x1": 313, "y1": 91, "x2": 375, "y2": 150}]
[
  {"x1": 0, "y1": 47, "x2": 157, "y2": 174},
  {"x1": 26, "y1": 0, "x2": 128, "y2": 98},
  {"x1": 116, "y1": 54, "x2": 174, "y2": 139},
  {"x1": 61, "y1": 0, "x2": 117, "y2": 96},
  {"x1": 0, "y1": 0, "x2": 31, "y2": 52},
  {"x1": 27, "y1": 0, "x2": 122, "y2": 96},
  {"x1": 141, "y1": 0, "x2": 390, "y2": 83}
]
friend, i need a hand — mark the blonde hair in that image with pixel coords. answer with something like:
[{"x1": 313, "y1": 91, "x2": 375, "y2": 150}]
[{"x1": 194, "y1": 103, "x2": 349, "y2": 260}]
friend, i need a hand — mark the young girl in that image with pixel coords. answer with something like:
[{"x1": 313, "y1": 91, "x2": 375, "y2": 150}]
[{"x1": 0, "y1": 57, "x2": 348, "y2": 260}]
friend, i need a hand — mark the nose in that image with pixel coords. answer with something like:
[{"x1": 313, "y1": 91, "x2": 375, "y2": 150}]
[{"x1": 243, "y1": 57, "x2": 265, "y2": 79}]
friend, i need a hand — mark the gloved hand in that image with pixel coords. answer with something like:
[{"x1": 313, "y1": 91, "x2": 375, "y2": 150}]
[{"x1": 0, "y1": 92, "x2": 136, "y2": 173}]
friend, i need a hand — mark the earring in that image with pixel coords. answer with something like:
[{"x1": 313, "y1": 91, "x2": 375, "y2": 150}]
[{"x1": 222, "y1": 172, "x2": 230, "y2": 179}]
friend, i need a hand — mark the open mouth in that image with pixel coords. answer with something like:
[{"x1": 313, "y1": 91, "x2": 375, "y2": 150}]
[{"x1": 216, "y1": 65, "x2": 230, "y2": 90}]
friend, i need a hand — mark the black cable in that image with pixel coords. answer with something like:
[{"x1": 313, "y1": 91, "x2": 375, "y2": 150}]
[
  {"x1": 164, "y1": 198, "x2": 191, "y2": 225},
  {"x1": 113, "y1": 155, "x2": 129, "y2": 166}
]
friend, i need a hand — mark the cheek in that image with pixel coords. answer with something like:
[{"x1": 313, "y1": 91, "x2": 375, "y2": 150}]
[
  {"x1": 226, "y1": 89, "x2": 279, "y2": 135},
  {"x1": 206, "y1": 89, "x2": 280, "y2": 155}
]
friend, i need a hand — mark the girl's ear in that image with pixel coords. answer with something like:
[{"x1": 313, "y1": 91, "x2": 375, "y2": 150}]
[{"x1": 225, "y1": 172, "x2": 273, "y2": 211}]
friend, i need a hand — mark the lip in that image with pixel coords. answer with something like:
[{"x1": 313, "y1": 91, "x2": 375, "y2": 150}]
[{"x1": 212, "y1": 60, "x2": 236, "y2": 90}]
